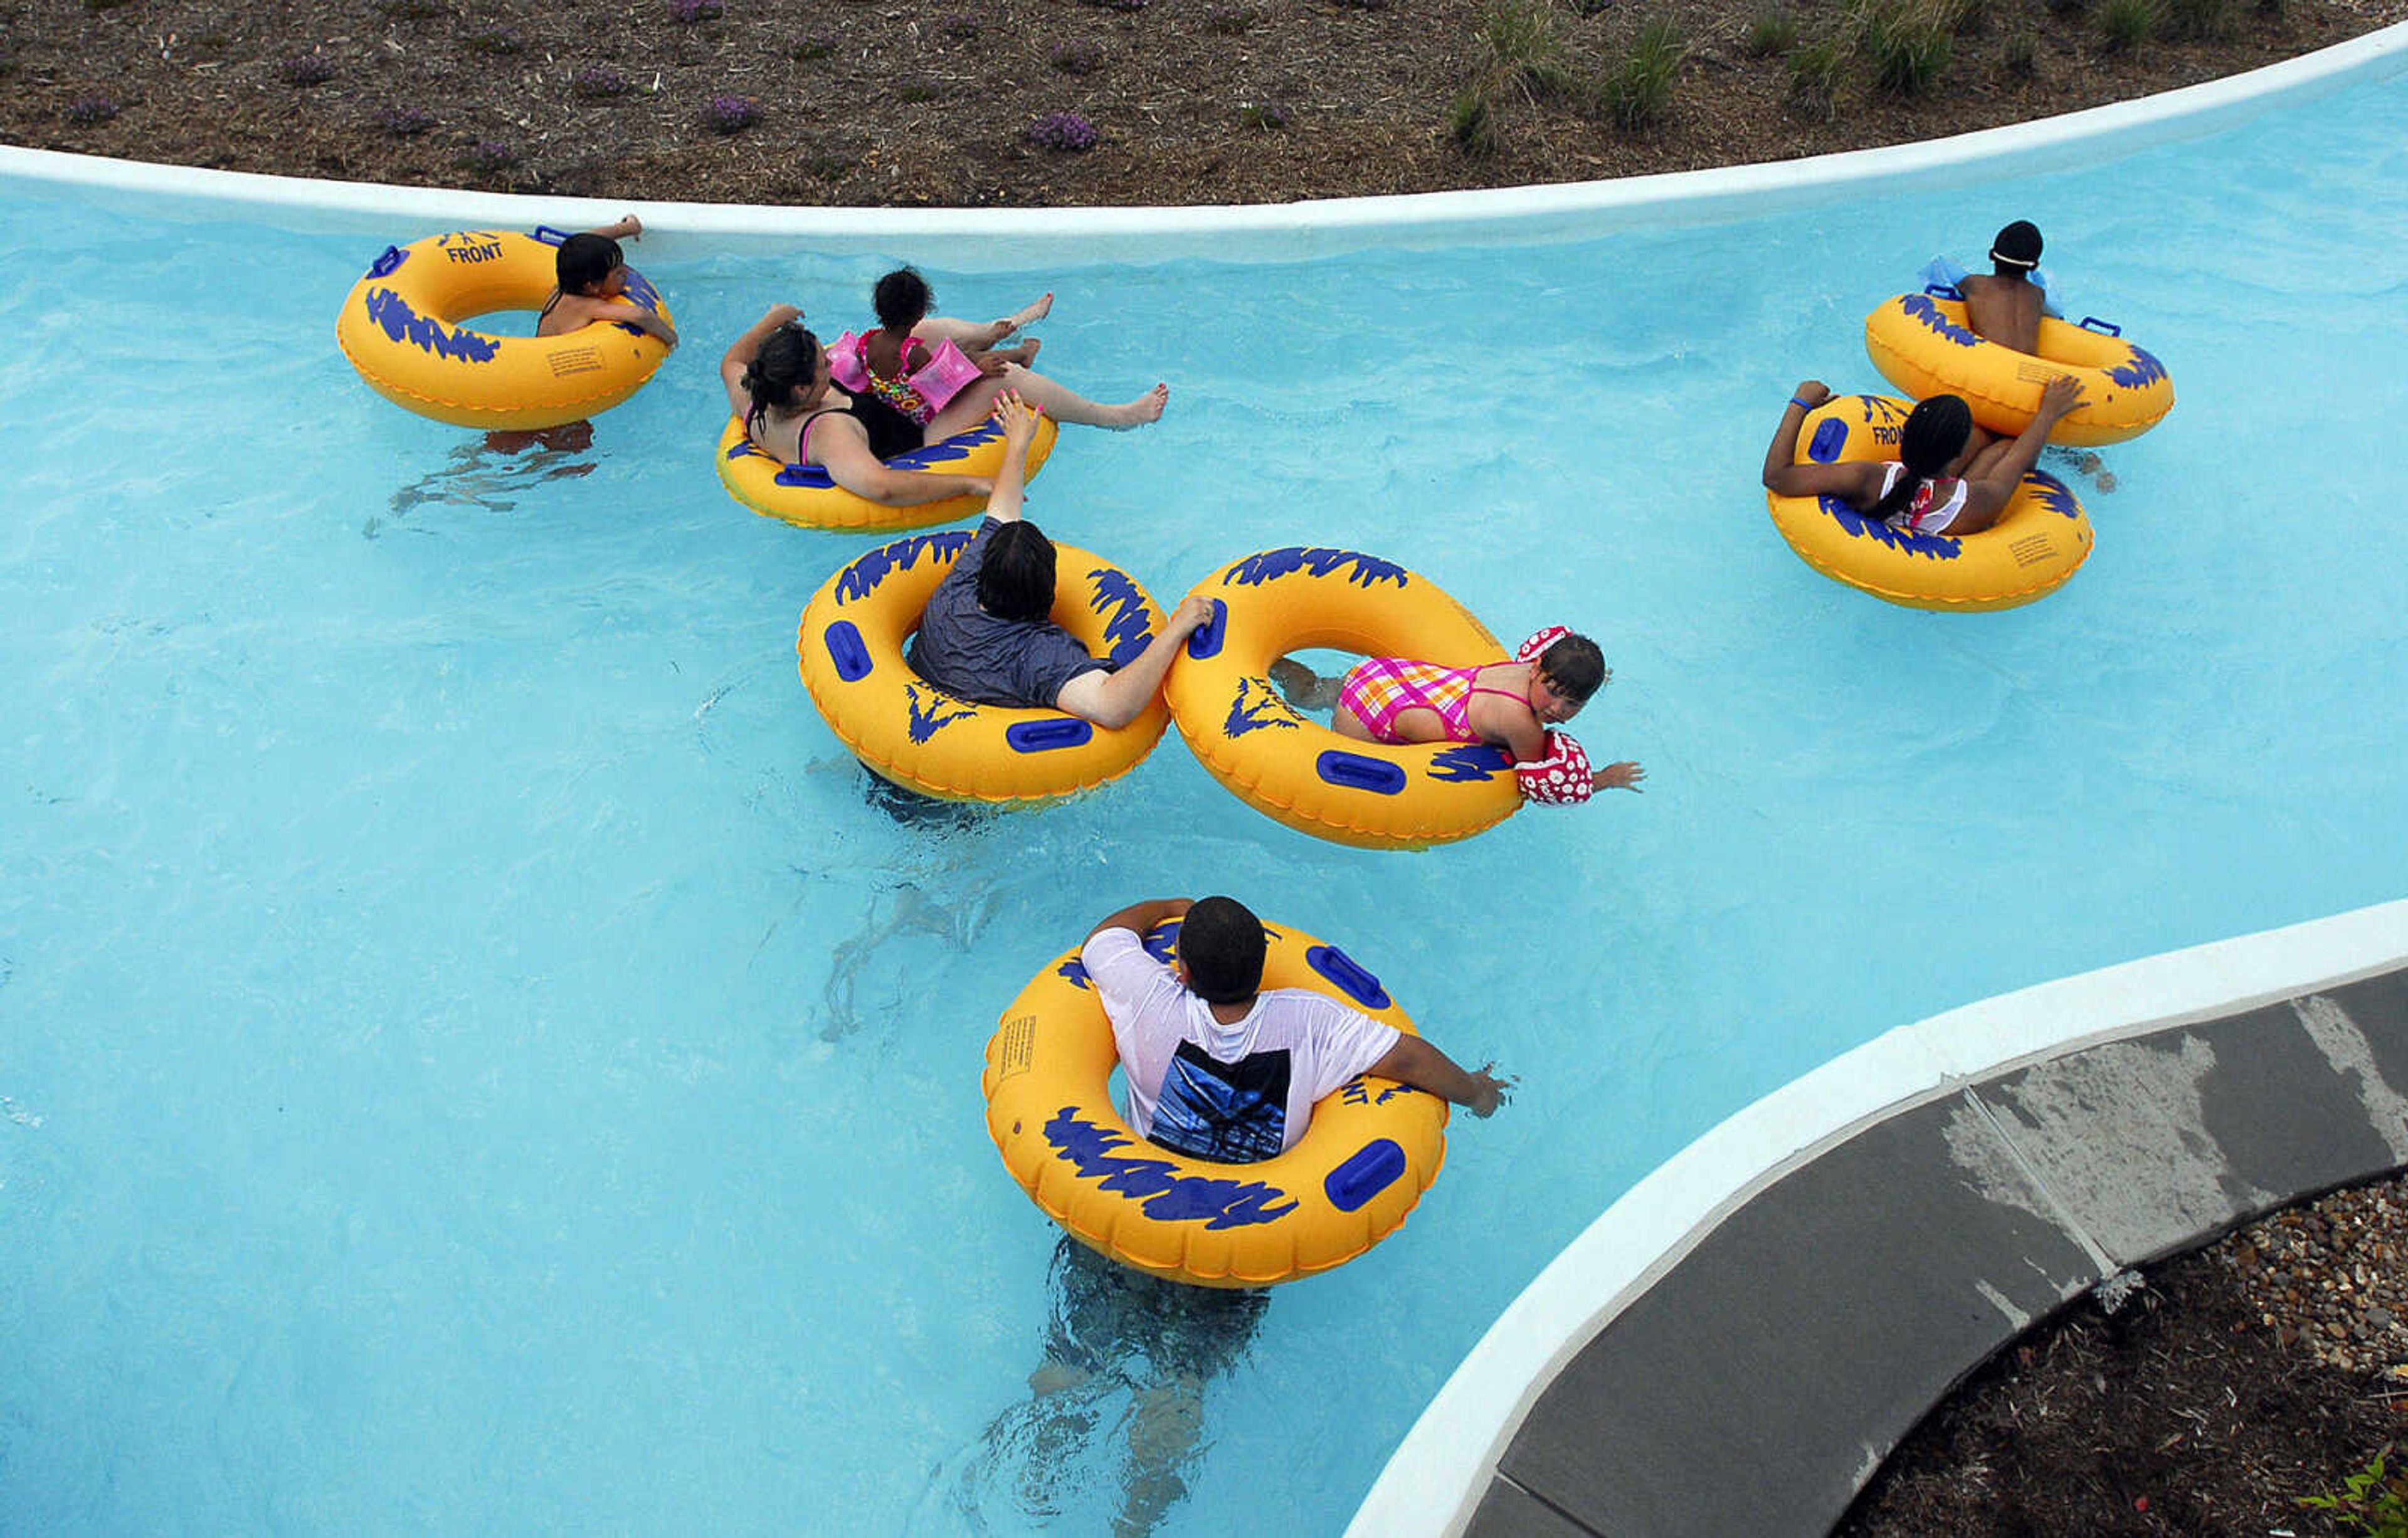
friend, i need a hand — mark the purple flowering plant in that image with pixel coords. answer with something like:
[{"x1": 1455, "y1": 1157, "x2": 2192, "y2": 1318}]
[
  {"x1": 458, "y1": 140, "x2": 519, "y2": 171},
  {"x1": 1027, "y1": 110, "x2": 1097, "y2": 151},
  {"x1": 571, "y1": 66, "x2": 631, "y2": 100},
  {"x1": 699, "y1": 93, "x2": 760, "y2": 133},
  {"x1": 1048, "y1": 39, "x2": 1104, "y2": 73},
  {"x1": 373, "y1": 105, "x2": 438, "y2": 136}
]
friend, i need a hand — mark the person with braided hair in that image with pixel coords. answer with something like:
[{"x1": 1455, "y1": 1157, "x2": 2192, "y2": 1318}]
[{"x1": 1762, "y1": 376, "x2": 2086, "y2": 538}]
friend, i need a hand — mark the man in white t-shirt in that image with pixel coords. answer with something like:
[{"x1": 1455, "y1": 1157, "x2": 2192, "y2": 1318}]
[{"x1": 1079, "y1": 895, "x2": 1511, "y2": 1163}]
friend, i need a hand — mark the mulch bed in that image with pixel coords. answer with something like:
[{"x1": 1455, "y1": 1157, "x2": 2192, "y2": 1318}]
[
  {"x1": 3, "y1": 0, "x2": 2404, "y2": 207},
  {"x1": 1844, "y1": 1176, "x2": 2408, "y2": 1536}
]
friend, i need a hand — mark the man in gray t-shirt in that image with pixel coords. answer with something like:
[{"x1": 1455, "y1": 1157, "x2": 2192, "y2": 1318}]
[{"x1": 907, "y1": 394, "x2": 1210, "y2": 728}]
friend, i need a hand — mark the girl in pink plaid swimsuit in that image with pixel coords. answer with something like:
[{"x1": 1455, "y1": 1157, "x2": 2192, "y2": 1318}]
[{"x1": 1272, "y1": 628, "x2": 1645, "y2": 797}]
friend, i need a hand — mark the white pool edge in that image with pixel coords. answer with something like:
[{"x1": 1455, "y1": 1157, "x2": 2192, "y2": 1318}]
[
  {"x1": 2, "y1": 20, "x2": 2404, "y2": 261},
  {"x1": 1345, "y1": 895, "x2": 2408, "y2": 1538}
]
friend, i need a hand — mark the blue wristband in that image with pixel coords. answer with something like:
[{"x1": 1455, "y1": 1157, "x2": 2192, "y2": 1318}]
[{"x1": 1789, "y1": 396, "x2": 1814, "y2": 411}]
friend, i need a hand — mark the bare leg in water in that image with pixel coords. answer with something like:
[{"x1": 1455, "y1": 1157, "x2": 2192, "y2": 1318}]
[
  {"x1": 926, "y1": 367, "x2": 1169, "y2": 439},
  {"x1": 912, "y1": 290, "x2": 1054, "y2": 352}
]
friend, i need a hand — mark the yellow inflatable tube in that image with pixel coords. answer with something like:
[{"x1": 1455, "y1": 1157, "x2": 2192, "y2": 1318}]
[
  {"x1": 1766, "y1": 393, "x2": 2094, "y2": 613},
  {"x1": 335, "y1": 228, "x2": 672, "y2": 430},
  {"x1": 716, "y1": 411, "x2": 1059, "y2": 534},
  {"x1": 1864, "y1": 288, "x2": 2173, "y2": 446},
  {"x1": 1164, "y1": 549, "x2": 1522, "y2": 850},
  {"x1": 983, "y1": 918, "x2": 1449, "y2": 1288},
  {"x1": 796, "y1": 528, "x2": 1169, "y2": 804}
]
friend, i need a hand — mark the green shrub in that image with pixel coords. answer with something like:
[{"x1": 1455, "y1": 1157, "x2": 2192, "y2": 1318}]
[
  {"x1": 2298, "y1": 1445, "x2": 2408, "y2": 1537},
  {"x1": 1744, "y1": 6, "x2": 1798, "y2": 56},
  {"x1": 1600, "y1": 15, "x2": 1687, "y2": 129},
  {"x1": 1449, "y1": 87, "x2": 1501, "y2": 152},
  {"x1": 1450, "y1": 0, "x2": 1582, "y2": 154},
  {"x1": 1477, "y1": 0, "x2": 1579, "y2": 93},
  {"x1": 1787, "y1": 31, "x2": 1847, "y2": 115},
  {"x1": 2001, "y1": 26, "x2": 2037, "y2": 75},
  {"x1": 2094, "y1": 0, "x2": 2156, "y2": 50},
  {"x1": 1857, "y1": 0, "x2": 1962, "y2": 96},
  {"x1": 2163, "y1": 0, "x2": 2237, "y2": 40}
]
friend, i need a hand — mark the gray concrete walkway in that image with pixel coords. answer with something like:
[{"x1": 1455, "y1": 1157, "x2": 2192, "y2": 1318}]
[{"x1": 1466, "y1": 964, "x2": 2408, "y2": 1537}]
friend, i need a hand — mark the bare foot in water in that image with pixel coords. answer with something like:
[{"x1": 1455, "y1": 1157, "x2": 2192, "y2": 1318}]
[
  {"x1": 990, "y1": 337, "x2": 1042, "y2": 368},
  {"x1": 993, "y1": 292, "x2": 1054, "y2": 342},
  {"x1": 2094, "y1": 470, "x2": 2118, "y2": 492},
  {"x1": 1269, "y1": 656, "x2": 1338, "y2": 711},
  {"x1": 1107, "y1": 383, "x2": 1170, "y2": 429}
]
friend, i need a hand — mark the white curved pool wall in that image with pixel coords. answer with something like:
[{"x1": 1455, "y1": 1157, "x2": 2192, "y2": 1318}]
[
  {"x1": 1346, "y1": 896, "x2": 2408, "y2": 1536},
  {"x1": 1, "y1": 20, "x2": 2404, "y2": 259}
]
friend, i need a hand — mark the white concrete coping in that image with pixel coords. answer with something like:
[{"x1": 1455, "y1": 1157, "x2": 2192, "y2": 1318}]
[
  {"x1": 1346, "y1": 896, "x2": 2408, "y2": 1538},
  {"x1": 0, "y1": 21, "x2": 2402, "y2": 264}
]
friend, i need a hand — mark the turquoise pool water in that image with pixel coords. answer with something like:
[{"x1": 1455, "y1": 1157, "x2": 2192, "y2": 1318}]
[{"x1": 6, "y1": 68, "x2": 2407, "y2": 1534}]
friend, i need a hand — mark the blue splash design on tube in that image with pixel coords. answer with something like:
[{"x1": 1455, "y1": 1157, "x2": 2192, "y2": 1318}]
[
  {"x1": 1428, "y1": 744, "x2": 1511, "y2": 782},
  {"x1": 835, "y1": 530, "x2": 974, "y2": 604},
  {"x1": 905, "y1": 683, "x2": 978, "y2": 744},
  {"x1": 1043, "y1": 1109, "x2": 1298, "y2": 1228},
  {"x1": 364, "y1": 289, "x2": 501, "y2": 364},
  {"x1": 1225, "y1": 676, "x2": 1301, "y2": 739},
  {"x1": 771, "y1": 423, "x2": 1006, "y2": 487},
  {"x1": 1087, "y1": 567, "x2": 1155, "y2": 668},
  {"x1": 1818, "y1": 496, "x2": 1963, "y2": 561},
  {"x1": 2108, "y1": 345, "x2": 2170, "y2": 389},
  {"x1": 895, "y1": 421, "x2": 1002, "y2": 468},
  {"x1": 1223, "y1": 548, "x2": 1407, "y2": 590},
  {"x1": 1340, "y1": 1078, "x2": 1423, "y2": 1107},
  {"x1": 2025, "y1": 471, "x2": 2083, "y2": 520},
  {"x1": 1898, "y1": 293, "x2": 1982, "y2": 349}
]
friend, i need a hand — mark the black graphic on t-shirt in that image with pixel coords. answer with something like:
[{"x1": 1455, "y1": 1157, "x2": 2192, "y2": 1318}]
[{"x1": 1150, "y1": 1043, "x2": 1291, "y2": 1164}]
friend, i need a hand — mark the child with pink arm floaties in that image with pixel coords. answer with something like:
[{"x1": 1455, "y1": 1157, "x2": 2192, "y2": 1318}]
[{"x1": 1272, "y1": 628, "x2": 1644, "y2": 806}]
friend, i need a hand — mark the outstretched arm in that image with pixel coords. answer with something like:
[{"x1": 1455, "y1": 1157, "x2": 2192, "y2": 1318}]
[
  {"x1": 984, "y1": 392, "x2": 1042, "y2": 526},
  {"x1": 1955, "y1": 375, "x2": 2086, "y2": 531},
  {"x1": 1084, "y1": 897, "x2": 1193, "y2": 947},
  {"x1": 719, "y1": 303, "x2": 803, "y2": 418},
  {"x1": 1054, "y1": 594, "x2": 1216, "y2": 730},
  {"x1": 1368, "y1": 1035, "x2": 1512, "y2": 1117},
  {"x1": 1761, "y1": 380, "x2": 1884, "y2": 502},
  {"x1": 586, "y1": 213, "x2": 643, "y2": 241},
  {"x1": 604, "y1": 297, "x2": 677, "y2": 350},
  {"x1": 815, "y1": 421, "x2": 992, "y2": 506}
]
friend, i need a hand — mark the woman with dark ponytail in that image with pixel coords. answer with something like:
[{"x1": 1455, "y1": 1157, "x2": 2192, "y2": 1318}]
[
  {"x1": 718, "y1": 303, "x2": 994, "y2": 508},
  {"x1": 719, "y1": 293, "x2": 1168, "y2": 511},
  {"x1": 1762, "y1": 375, "x2": 2084, "y2": 537}
]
